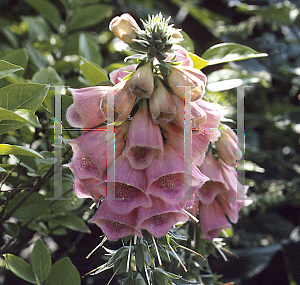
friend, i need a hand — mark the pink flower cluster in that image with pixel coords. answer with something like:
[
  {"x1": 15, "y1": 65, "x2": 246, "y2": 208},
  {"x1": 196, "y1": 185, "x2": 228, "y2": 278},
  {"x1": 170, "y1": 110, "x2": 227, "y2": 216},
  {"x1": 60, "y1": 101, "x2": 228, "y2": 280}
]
[{"x1": 66, "y1": 16, "x2": 247, "y2": 241}]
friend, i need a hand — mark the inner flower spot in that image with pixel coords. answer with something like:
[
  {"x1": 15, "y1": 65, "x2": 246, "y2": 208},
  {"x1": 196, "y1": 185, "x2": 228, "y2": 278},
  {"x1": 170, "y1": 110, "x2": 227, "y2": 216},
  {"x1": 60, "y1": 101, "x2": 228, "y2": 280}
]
[
  {"x1": 106, "y1": 220, "x2": 125, "y2": 233},
  {"x1": 115, "y1": 183, "x2": 136, "y2": 200},
  {"x1": 82, "y1": 155, "x2": 95, "y2": 166},
  {"x1": 155, "y1": 174, "x2": 182, "y2": 194},
  {"x1": 150, "y1": 214, "x2": 167, "y2": 226}
]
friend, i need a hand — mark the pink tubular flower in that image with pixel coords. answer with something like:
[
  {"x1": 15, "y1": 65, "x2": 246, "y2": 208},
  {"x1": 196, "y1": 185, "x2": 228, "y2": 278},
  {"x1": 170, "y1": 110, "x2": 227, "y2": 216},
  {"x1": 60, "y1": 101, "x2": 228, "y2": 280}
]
[
  {"x1": 105, "y1": 79, "x2": 136, "y2": 122},
  {"x1": 123, "y1": 99, "x2": 164, "y2": 169},
  {"x1": 66, "y1": 86, "x2": 110, "y2": 129},
  {"x1": 101, "y1": 154, "x2": 151, "y2": 214},
  {"x1": 137, "y1": 197, "x2": 188, "y2": 237},
  {"x1": 167, "y1": 66, "x2": 207, "y2": 101},
  {"x1": 89, "y1": 200, "x2": 142, "y2": 241},
  {"x1": 165, "y1": 44, "x2": 193, "y2": 67},
  {"x1": 109, "y1": 13, "x2": 140, "y2": 43},
  {"x1": 109, "y1": 64, "x2": 137, "y2": 85},
  {"x1": 215, "y1": 124, "x2": 242, "y2": 166}
]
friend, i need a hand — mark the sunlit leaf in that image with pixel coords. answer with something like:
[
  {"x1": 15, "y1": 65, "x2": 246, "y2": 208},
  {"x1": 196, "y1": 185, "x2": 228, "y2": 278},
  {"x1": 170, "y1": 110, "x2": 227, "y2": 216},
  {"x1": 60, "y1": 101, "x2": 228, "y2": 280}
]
[
  {"x1": 202, "y1": 43, "x2": 268, "y2": 66},
  {"x1": 188, "y1": 52, "x2": 209, "y2": 69},
  {"x1": 4, "y1": 254, "x2": 36, "y2": 284},
  {"x1": 80, "y1": 58, "x2": 108, "y2": 86},
  {"x1": 0, "y1": 60, "x2": 24, "y2": 79},
  {"x1": 0, "y1": 144, "x2": 43, "y2": 158},
  {"x1": 0, "y1": 108, "x2": 41, "y2": 127},
  {"x1": 0, "y1": 48, "x2": 28, "y2": 76},
  {"x1": 32, "y1": 67, "x2": 63, "y2": 85},
  {"x1": 79, "y1": 33, "x2": 102, "y2": 66}
]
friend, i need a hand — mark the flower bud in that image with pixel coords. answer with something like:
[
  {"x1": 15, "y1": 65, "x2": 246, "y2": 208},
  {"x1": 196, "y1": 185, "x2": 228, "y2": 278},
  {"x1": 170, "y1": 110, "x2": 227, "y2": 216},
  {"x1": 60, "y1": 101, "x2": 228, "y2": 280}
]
[
  {"x1": 129, "y1": 62, "x2": 154, "y2": 98},
  {"x1": 149, "y1": 79, "x2": 176, "y2": 124},
  {"x1": 215, "y1": 125, "x2": 242, "y2": 166},
  {"x1": 109, "y1": 13, "x2": 140, "y2": 43}
]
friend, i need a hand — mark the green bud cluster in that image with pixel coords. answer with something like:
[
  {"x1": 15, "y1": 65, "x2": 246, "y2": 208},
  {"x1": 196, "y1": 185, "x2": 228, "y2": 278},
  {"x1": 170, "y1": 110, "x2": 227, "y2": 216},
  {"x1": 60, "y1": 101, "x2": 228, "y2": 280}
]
[{"x1": 129, "y1": 13, "x2": 182, "y2": 61}]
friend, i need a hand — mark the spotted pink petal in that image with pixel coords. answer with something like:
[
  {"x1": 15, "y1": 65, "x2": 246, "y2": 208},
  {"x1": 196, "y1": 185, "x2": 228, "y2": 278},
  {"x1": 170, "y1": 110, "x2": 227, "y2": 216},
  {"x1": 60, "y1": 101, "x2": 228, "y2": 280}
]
[
  {"x1": 137, "y1": 197, "x2": 188, "y2": 237},
  {"x1": 123, "y1": 99, "x2": 164, "y2": 169},
  {"x1": 146, "y1": 144, "x2": 208, "y2": 202},
  {"x1": 66, "y1": 143, "x2": 100, "y2": 180},
  {"x1": 109, "y1": 64, "x2": 137, "y2": 85},
  {"x1": 194, "y1": 99, "x2": 223, "y2": 142},
  {"x1": 100, "y1": 155, "x2": 151, "y2": 214},
  {"x1": 89, "y1": 200, "x2": 141, "y2": 241},
  {"x1": 68, "y1": 86, "x2": 111, "y2": 129},
  {"x1": 199, "y1": 199, "x2": 231, "y2": 240}
]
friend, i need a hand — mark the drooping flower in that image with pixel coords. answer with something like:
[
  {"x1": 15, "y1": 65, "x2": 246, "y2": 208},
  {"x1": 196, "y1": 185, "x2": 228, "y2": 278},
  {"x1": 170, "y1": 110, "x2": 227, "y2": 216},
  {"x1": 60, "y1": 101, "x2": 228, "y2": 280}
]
[
  {"x1": 109, "y1": 13, "x2": 140, "y2": 43},
  {"x1": 89, "y1": 200, "x2": 142, "y2": 241},
  {"x1": 129, "y1": 62, "x2": 154, "y2": 98},
  {"x1": 123, "y1": 99, "x2": 164, "y2": 169},
  {"x1": 137, "y1": 196, "x2": 188, "y2": 237},
  {"x1": 215, "y1": 124, "x2": 242, "y2": 166},
  {"x1": 66, "y1": 86, "x2": 110, "y2": 129},
  {"x1": 109, "y1": 64, "x2": 137, "y2": 85},
  {"x1": 149, "y1": 79, "x2": 176, "y2": 124}
]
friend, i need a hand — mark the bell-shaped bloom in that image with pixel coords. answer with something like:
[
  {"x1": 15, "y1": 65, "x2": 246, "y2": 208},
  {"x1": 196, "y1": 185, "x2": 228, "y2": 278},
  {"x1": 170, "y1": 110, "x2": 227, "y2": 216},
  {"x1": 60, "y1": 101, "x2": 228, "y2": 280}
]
[
  {"x1": 129, "y1": 62, "x2": 154, "y2": 98},
  {"x1": 149, "y1": 79, "x2": 176, "y2": 124},
  {"x1": 109, "y1": 64, "x2": 137, "y2": 85},
  {"x1": 66, "y1": 86, "x2": 110, "y2": 129},
  {"x1": 99, "y1": 155, "x2": 152, "y2": 214},
  {"x1": 146, "y1": 143, "x2": 208, "y2": 202},
  {"x1": 90, "y1": 200, "x2": 141, "y2": 241},
  {"x1": 215, "y1": 124, "x2": 242, "y2": 166},
  {"x1": 109, "y1": 13, "x2": 140, "y2": 43},
  {"x1": 104, "y1": 80, "x2": 136, "y2": 122},
  {"x1": 137, "y1": 197, "x2": 188, "y2": 237},
  {"x1": 161, "y1": 122, "x2": 209, "y2": 164},
  {"x1": 167, "y1": 66, "x2": 206, "y2": 101},
  {"x1": 165, "y1": 44, "x2": 193, "y2": 67},
  {"x1": 193, "y1": 99, "x2": 223, "y2": 142},
  {"x1": 199, "y1": 199, "x2": 231, "y2": 240},
  {"x1": 123, "y1": 99, "x2": 164, "y2": 169}
]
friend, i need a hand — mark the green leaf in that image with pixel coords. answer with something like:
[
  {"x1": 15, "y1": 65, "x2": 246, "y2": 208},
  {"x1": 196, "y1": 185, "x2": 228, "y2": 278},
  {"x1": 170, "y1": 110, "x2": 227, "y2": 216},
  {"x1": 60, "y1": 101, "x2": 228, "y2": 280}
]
[
  {"x1": 3, "y1": 221, "x2": 20, "y2": 237},
  {"x1": 5, "y1": 192, "x2": 51, "y2": 220},
  {"x1": 202, "y1": 43, "x2": 268, "y2": 66},
  {"x1": 0, "y1": 144, "x2": 43, "y2": 158},
  {"x1": 80, "y1": 59, "x2": 108, "y2": 86},
  {"x1": 4, "y1": 254, "x2": 36, "y2": 284},
  {"x1": 45, "y1": 257, "x2": 80, "y2": 285},
  {"x1": 68, "y1": 4, "x2": 113, "y2": 31},
  {"x1": 135, "y1": 272, "x2": 147, "y2": 285},
  {"x1": 79, "y1": 33, "x2": 102, "y2": 66},
  {"x1": 0, "y1": 108, "x2": 41, "y2": 127},
  {"x1": 207, "y1": 69, "x2": 260, "y2": 92},
  {"x1": 0, "y1": 166, "x2": 6, "y2": 172},
  {"x1": 188, "y1": 52, "x2": 209, "y2": 69},
  {"x1": 22, "y1": 16, "x2": 51, "y2": 40},
  {"x1": 24, "y1": 0, "x2": 61, "y2": 30},
  {"x1": 49, "y1": 213, "x2": 91, "y2": 233},
  {"x1": 31, "y1": 240, "x2": 52, "y2": 283},
  {"x1": 0, "y1": 83, "x2": 48, "y2": 135},
  {"x1": 27, "y1": 45, "x2": 49, "y2": 69},
  {"x1": 135, "y1": 242, "x2": 147, "y2": 271},
  {"x1": 0, "y1": 60, "x2": 24, "y2": 79},
  {"x1": 1, "y1": 48, "x2": 28, "y2": 76},
  {"x1": 32, "y1": 67, "x2": 63, "y2": 85},
  {"x1": 180, "y1": 31, "x2": 194, "y2": 53},
  {"x1": 154, "y1": 269, "x2": 167, "y2": 285}
]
